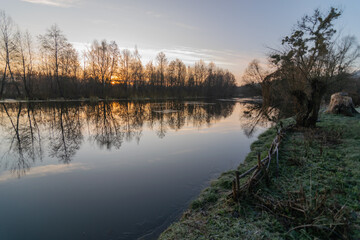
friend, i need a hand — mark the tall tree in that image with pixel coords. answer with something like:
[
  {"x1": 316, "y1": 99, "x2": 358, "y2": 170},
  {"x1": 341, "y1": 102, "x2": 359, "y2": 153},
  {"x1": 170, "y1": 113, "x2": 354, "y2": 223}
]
[
  {"x1": 156, "y1": 52, "x2": 167, "y2": 87},
  {"x1": 120, "y1": 49, "x2": 132, "y2": 89},
  {"x1": 168, "y1": 59, "x2": 186, "y2": 87},
  {"x1": 130, "y1": 46, "x2": 143, "y2": 89},
  {"x1": 15, "y1": 30, "x2": 34, "y2": 98},
  {"x1": 0, "y1": 10, "x2": 21, "y2": 97},
  {"x1": 88, "y1": 40, "x2": 111, "y2": 87},
  {"x1": 270, "y1": 7, "x2": 360, "y2": 127},
  {"x1": 206, "y1": 62, "x2": 216, "y2": 87},
  {"x1": 194, "y1": 60, "x2": 207, "y2": 87},
  {"x1": 145, "y1": 61, "x2": 156, "y2": 86},
  {"x1": 174, "y1": 59, "x2": 186, "y2": 87},
  {"x1": 108, "y1": 41, "x2": 120, "y2": 83},
  {"x1": 38, "y1": 24, "x2": 69, "y2": 97},
  {"x1": 59, "y1": 43, "x2": 79, "y2": 77},
  {"x1": 187, "y1": 66, "x2": 195, "y2": 87},
  {"x1": 242, "y1": 59, "x2": 270, "y2": 100}
]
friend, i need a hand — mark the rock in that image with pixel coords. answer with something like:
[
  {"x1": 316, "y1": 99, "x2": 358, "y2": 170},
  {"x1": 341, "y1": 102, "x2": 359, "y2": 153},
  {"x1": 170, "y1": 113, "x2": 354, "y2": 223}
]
[{"x1": 326, "y1": 92, "x2": 359, "y2": 116}]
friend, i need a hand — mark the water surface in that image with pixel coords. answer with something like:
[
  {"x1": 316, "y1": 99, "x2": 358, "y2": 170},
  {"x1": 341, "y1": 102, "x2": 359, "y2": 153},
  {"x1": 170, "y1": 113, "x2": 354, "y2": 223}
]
[{"x1": 0, "y1": 100, "x2": 268, "y2": 240}]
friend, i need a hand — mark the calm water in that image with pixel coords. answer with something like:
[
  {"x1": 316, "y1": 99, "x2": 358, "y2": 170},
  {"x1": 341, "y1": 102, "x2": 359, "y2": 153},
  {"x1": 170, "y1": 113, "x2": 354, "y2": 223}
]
[{"x1": 0, "y1": 100, "x2": 268, "y2": 240}]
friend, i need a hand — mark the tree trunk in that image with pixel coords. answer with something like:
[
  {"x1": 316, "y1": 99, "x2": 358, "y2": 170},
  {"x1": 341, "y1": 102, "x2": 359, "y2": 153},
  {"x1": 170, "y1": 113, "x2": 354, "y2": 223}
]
[
  {"x1": 7, "y1": 63, "x2": 21, "y2": 96},
  {"x1": 293, "y1": 79, "x2": 325, "y2": 128},
  {"x1": 56, "y1": 76, "x2": 64, "y2": 98},
  {"x1": 22, "y1": 56, "x2": 31, "y2": 99},
  {"x1": 0, "y1": 63, "x2": 8, "y2": 98}
]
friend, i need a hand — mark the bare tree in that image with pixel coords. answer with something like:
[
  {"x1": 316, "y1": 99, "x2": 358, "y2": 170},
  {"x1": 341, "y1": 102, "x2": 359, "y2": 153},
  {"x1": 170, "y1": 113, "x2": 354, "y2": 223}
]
[
  {"x1": 38, "y1": 24, "x2": 69, "y2": 97},
  {"x1": 86, "y1": 39, "x2": 120, "y2": 96},
  {"x1": 108, "y1": 41, "x2": 120, "y2": 83},
  {"x1": 15, "y1": 30, "x2": 34, "y2": 99},
  {"x1": 242, "y1": 59, "x2": 268, "y2": 85},
  {"x1": 0, "y1": 11, "x2": 237, "y2": 99},
  {"x1": 175, "y1": 59, "x2": 186, "y2": 87},
  {"x1": 90, "y1": 40, "x2": 110, "y2": 87},
  {"x1": 131, "y1": 46, "x2": 143, "y2": 89},
  {"x1": 0, "y1": 10, "x2": 21, "y2": 97},
  {"x1": 156, "y1": 52, "x2": 167, "y2": 87},
  {"x1": 242, "y1": 59, "x2": 271, "y2": 101},
  {"x1": 194, "y1": 60, "x2": 207, "y2": 87},
  {"x1": 168, "y1": 59, "x2": 186, "y2": 87},
  {"x1": 59, "y1": 43, "x2": 79, "y2": 78},
  {"x1": 120, "y1": 49, "x2": 132, "y2": 89},
  {"x1": 187, "y1": 66, "x2": 195, "y2": 87},
  {"x1": 206, "y1": 62, "x2": 216, "y2": 87},
  {"x1": 145, "y1": 61, "x2": 156, "y2": 86}
]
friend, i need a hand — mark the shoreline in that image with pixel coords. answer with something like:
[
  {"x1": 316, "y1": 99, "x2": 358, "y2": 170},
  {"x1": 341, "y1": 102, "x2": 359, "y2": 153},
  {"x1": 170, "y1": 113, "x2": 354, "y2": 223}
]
[
  {"x1": 0, "y1": 96, "x2": 248, "y2": 103},
  {"x1": 159, "y1": 110, "x2": 360, "y2": 239},
  {"x1": 0, "y1": 96, "x2": 207, "y2": 103}
]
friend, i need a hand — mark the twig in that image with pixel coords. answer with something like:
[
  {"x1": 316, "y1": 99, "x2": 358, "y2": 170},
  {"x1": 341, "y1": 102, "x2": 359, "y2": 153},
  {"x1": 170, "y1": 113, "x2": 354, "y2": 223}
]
[{"x1": 286, "y1": 223, "x2": 346, "y2": 235}]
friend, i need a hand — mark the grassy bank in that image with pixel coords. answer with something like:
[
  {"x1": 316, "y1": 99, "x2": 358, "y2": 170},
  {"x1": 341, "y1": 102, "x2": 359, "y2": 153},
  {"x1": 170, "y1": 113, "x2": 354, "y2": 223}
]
[{"x1": 159, "y1": 110, "x2": 360, "y2": 239}]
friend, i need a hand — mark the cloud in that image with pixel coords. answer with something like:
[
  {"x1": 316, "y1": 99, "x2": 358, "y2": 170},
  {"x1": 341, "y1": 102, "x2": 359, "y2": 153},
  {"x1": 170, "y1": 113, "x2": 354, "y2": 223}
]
[
  {"x1": 70, "y1": 42, "x2": 260, "y2": 83},
  {"x1": 144, "y1": 10, "x2": 196, "y2": 31},
  {"x1": 146, "y1": 11, "x2": 163, "y2": 19},
  {"x1": 0, "y1": 163, "x2": 90, "y2": 183},
  {"x1": 71, "y1": 42, "x2": 218, "y2": 65},
  {"x1": 22, "y1": 0, "x2": 80, "y2": 8},
  {"x1": 174, "y1": 22, "x2": 197, "y2": 30}
]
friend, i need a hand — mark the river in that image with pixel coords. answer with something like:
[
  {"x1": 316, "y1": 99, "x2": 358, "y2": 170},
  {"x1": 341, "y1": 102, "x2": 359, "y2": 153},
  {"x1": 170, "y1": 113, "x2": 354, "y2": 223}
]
[{"x1": 0, "y1": 99, "x2": 269, "y2": 240}]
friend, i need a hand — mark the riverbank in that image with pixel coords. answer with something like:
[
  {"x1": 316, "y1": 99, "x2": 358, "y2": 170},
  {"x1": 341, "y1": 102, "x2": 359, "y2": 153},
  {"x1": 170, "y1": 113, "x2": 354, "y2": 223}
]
[
  {"x1": 0, "y1": 96, "x2": 251, "y2": 104},
  {"x1": 0, "y1": 96, "x2": 209, "y2": 103},
  {"x1": 159, "y1": 110, "x2": 360, "y2": 239}
]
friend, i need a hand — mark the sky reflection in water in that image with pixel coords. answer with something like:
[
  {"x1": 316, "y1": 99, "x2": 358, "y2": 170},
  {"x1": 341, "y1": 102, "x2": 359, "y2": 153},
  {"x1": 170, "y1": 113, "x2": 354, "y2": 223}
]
[{"x1": 0, "y1": 100, "x2": 269, "y2": 240}]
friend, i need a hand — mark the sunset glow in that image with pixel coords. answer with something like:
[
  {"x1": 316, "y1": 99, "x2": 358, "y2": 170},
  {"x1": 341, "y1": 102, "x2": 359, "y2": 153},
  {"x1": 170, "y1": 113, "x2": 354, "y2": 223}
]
[{"x1": 3, "y1": 0, "x2": 359, "y2": 83}]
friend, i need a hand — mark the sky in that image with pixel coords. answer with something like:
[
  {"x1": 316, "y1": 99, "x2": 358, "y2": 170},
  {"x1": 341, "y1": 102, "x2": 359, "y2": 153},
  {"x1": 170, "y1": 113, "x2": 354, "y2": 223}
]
[{"x1": 2, "y1": 0, "x2": 360, "y2": 83}]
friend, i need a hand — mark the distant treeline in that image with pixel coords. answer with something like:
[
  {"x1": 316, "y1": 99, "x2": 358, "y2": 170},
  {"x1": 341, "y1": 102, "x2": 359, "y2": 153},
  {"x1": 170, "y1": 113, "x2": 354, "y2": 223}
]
[{"x1": 0, "y1": 11, "x2": 236, "y2": 100}]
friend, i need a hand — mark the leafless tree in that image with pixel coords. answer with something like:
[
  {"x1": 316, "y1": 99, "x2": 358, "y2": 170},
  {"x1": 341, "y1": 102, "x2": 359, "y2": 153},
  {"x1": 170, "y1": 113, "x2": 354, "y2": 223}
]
[
  {"x1": 108, "y1": 41, "x2": 120, "y2": 83},
  {"x1": 15, "y1": 30, "x2": 34, "y2": 98},
  {"x1": 88, "y1": 40, "x2": 110, "y2": 86},
  {"x1": 120, "y1": 49, "x2": 132, "y2": 89},
  {"x1": 156, "y1": 52, "x2": 167, "y2": 87},
  {"x1": 187, "y1": 66, "x2": 195, "y2": 87},
  {"x1": 0, "y1": 10, "x2": 21, "y2": 97},
  {"x1": 0, "y1": 11, "x2": 237, "y2": 99},
  {"x1": 59, "y1": 43, "x2": 79, "y2": 79},
  {"x1": 38, "y1": 24, "x2": 69, "y2": 97},
  {"x1": 168, "y1": 59, "x2": 186, "y2": 87},
  {"x1": 242, "y1": 59, "x2": 272, "y2": 103},
  {"x1": 131, "y1": 46, "x2": 143, "y2": 88},
  {"x1": 145, "y1": 61, "x2": 156, "y2": 86},
  {"x1": 194, "y1": 60, "x2": 207, "y2": 87}
]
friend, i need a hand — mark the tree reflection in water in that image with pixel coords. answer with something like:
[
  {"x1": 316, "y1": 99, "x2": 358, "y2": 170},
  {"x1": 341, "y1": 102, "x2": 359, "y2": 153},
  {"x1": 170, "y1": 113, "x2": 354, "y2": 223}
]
[
  {"x1": 48, "y1": 103, "x2": 83, "y2": 164},
  {"x1": 0, "y1": 100, "x2": 243, "y2": 178},
  {"x1": 0, "y1": 103, "x2": 43, "y2": 177},
  {"x1": 240, "y1": 102, "x2": 279, "y2": 137},
  {"x1": 239, "y1": 100, "x2": 288, "y2": 137}
]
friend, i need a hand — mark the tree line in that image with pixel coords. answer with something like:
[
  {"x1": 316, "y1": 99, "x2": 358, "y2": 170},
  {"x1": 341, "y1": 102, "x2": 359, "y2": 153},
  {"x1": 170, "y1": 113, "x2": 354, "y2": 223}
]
[{"x1": 0, "y1": 10, "x2": 236, "y2": 100}]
